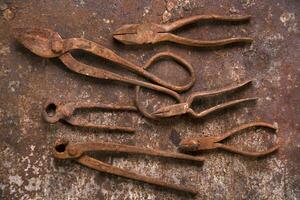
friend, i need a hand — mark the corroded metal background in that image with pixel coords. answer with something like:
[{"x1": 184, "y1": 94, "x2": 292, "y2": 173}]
[{"x1": 0, "y1": 0, "x2": 299, "y2": 199}]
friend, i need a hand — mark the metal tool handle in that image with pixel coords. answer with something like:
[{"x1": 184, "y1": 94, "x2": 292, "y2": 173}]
[
  {"x1": 186, "y1": 80, "x2": 255, "y2": 118},
  {"x1": 155, "y1": 33, "x2": 252, "y2": 47},
  {"x1": 188, "y1": 97, "x2": 257, "y2": 118},
  {"x1": 217, "y1": 143, "x2": 280, "y2": 157},
  {"x1": 133, "y1": 51, "x2": 196, "y2": 119},
  {"x1": 186, "y1": 80, "x2": 252, "y2": 105},
  {"x1": 64, "y1": 38, "x2": 194, "y2": 92},
  {"x1": 59, "y1": 53, "x2": 182, "y2": 101},
  {"x1": 77, "y1": 155, "x2": 198, "y2": 195},
  {"x1": 215, "y1": 122, "x2": 280, "y2": 157},
  {"x1": 64, "y1": 141, "x2": 205, "y2": 162},
  {"x1": 164, "y1": 14, "x2": 251, "y2": 32},
  {"x1": 142, "y1": 52, "x2": 196, "y2": 92}
]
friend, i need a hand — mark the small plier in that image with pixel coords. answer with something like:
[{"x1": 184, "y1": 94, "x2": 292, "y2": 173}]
[
  {"x1": 150, "y1": 79, "x2": 256, "y2": 118},
  {"x1": 53, "y1": 139, "x2": 205, "y2": 195},
  {"x1": 178, "y1": 122, "x2": 280, "y2": 157},
  {"x1": 113, "y1": 14, "x2": 252, "y2": 47}
]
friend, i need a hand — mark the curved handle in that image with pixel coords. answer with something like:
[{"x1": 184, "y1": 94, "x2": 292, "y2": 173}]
[
  {"x1": 77, "y1": 155, "x2": 198, "y2": 195},
  {"x1": 155, "y1": 33, "x2": 253, "y2": 47},
  {"x1": 186, "y1": 80, "x2": 252, "y2": 105},
  {"x1": 217, "y1": 143, "x2": 280, "y2": 157},
  {"x1": 64, "y1": 38, "x2": 193, "y2": 92},
  {"x1": 142, "y1": 52, "x2": 196, "y2": 92},
  {"x1": 164, "y1": 14, "x2": 251, "y2": 32},
  {"x1": 59, "y1": 53, "x2": 182, "y2": 102},
  {"x1": 216, "y1": 122, "x2": 280, "y2": 157},
  {"x1": 188, "y1": 97, "x2": 257, "y2": 118}
]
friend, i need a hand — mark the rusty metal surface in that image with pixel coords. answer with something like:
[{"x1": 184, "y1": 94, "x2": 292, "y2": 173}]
[{"x1": 0, "y1": 0, "x2": 299, "y2": 199}]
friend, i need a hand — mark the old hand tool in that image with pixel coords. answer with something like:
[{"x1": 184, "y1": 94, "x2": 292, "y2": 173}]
[
  {"x1": 179, "y1": 122, "x2": 280, "y2": 157},
  {"x1": 14, "y1": 28, "x2": 195, "y2": 94},
  {"x1": 53, "y1": 139, "x2": 205, "y2": 195},
  {"x1": 43, "y1": 100, "x2": 137, "y2": 133},
  {"x1": 148, "y1": 79, "x2": 256, "y2": 118},
  {"x1": 113, "y1": 14, "x2": 252, "y2": 47}
]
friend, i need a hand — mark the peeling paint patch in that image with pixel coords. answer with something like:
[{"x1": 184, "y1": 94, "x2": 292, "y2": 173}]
[
  {"x1": 25, "y1": 177, "x2": 41, "y2": 191},
  {"x1": 8, "y1": 81, "x2": 20, "y2": 92},
  {"x1": 143, "y1": 6, "x2": 150, "y2": 16},
  {"x1": 241, "y1": 0, "x2": 256, "y2": 8},
  {"x1": 9, "y1": 175, "x2": 23, "y2": 187},
  {"x1": 280, "y1": 12, "x2": 298, "y2": 33}
]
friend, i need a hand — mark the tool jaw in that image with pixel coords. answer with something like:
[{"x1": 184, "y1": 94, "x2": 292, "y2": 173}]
[
  {"x1": 113, "y1": 23, "x2": 165, "y2": 45},
  {"x1": 53, "y1": 139, "x2": 82, "y2": 159},
  {"x1": 152, "y1": 103, "x2": 189, "y2": 118},
  {"x1": 178, "y1": 138, "x2": 199, "y2": 152},
  {"x1": 179, "y1": 137, "x2": 220, "y2": 152},
  {"x1": 14, "y1": 28, "x2": 64, "y2": 58},
  {"x1": 42, "y1": 100, "x2": 75, "y2": 123}
]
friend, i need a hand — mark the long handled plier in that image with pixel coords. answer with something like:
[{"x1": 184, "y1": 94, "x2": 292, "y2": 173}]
[
  {"x1": 53, "y1": 139, "x2": 205, "y2": 195},
  {"x1": 113, "y1": 14, "x2": 252, "y2": 47}
]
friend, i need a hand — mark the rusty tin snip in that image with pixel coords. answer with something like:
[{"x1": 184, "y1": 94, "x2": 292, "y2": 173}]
[
  {"x1": 53, "y1": 139, "x2": 205, "y2": 195},
  {"x1": 179, "y1": 122, "x2": 280, "y2": 157},
  {"x1": 146, "y1": 79, "x2": 257, "y2": 118},
  {"x1": 43, "y1": 100, "x2": 138, "y2": 133},
  {"x1": 14, "y1": 28, "x2": 195, "y2": 95},
  {"x1": 113, "y1": 14, "x2": 252, "y2": 47}
]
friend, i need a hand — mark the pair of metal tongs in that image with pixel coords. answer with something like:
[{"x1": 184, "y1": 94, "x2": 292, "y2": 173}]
[
  {"x1": 53, "y1": 139, "x2": 205, "y2": 195},
  {"x1": 43, "y1": 100, "x2": 138, "y2": 133},
  {"x1": 113, "y1": 14, "x2": 252, "y2": 47},
  {"x1": 179, "y1": 122, "x2": 280, "y2": 157}
]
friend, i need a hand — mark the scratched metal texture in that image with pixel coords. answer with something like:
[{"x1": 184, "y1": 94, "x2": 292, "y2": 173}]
[{"x1": 0, "y1": 0, "x2": 299, "y2": 199}]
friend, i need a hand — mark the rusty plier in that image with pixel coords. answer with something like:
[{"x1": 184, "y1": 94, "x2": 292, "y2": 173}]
[
  {"x1": 179, "y1": 122, "x2": 280, "y2": 157},
  {"x1": 113, "y1": 14, "x2": 252, "y2": 47},
  {"x1": 53, "y1": 139, "x2": 205, "y2": 195}
]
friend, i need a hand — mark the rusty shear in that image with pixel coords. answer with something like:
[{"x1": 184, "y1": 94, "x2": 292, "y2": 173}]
[
  {"x1": 138, "y1": 79, "x2": 257, "y2": 119},
  {"x1": 179, "y1": 122, "x2": 280, "y2": 157},
  {"x1": 43, "y1": 100, "x2": 138, "y2": 133},
  {"x1": 53, "y1": 139, "x2": 205, "y2": 195},
  {"x1": 113, "y1": 14, "x2": 252, "y2": 47}
]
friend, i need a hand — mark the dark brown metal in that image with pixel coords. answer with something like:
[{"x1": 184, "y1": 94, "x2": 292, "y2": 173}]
[
  {"x1": 178, "y1": 122, "x2": 280, "y2": 157},
  {"x1": 53, "y1": 139, "x2": 205, "y2": 195},
  {"x1": 146, "y1": 79, "x2": 257, "y2": 118},
  {"x1": 113, "y1": 14, "x2": 253, "y2": 47},
  {"x1": 43, "y1": 100, "x2": 138, "y2": 133}
]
